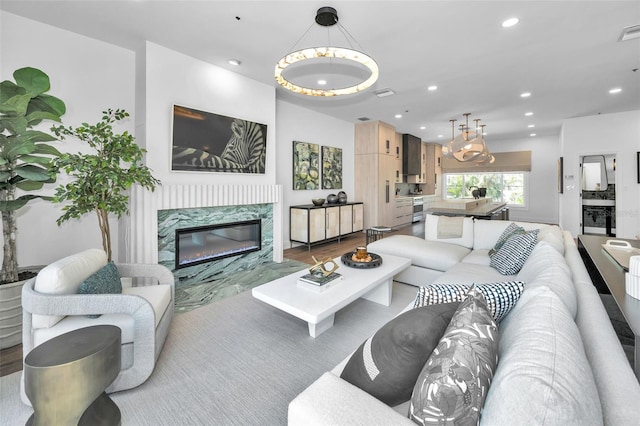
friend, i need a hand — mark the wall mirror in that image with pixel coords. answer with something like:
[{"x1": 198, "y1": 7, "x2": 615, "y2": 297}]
[{"x1": 581, "y1": 155, "x2": 608, "y2": 191}]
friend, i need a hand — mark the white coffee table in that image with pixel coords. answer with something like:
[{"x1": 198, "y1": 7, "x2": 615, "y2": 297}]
[{"x1": 252, "y1": 253, "x2": 411, "y2": 337}]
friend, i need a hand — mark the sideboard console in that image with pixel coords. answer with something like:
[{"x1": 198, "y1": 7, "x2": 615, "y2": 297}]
[{"x1": 290, "y1": 202, "x2": 364, "y2": 250}]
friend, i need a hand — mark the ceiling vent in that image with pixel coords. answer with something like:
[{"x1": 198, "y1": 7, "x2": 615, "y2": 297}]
[
  {"x1": 357, "y1": 117, "x2": 371, "y2": 121},
  {"x1": 373, "y1": 88, "x2": 395, "y2": 98},
  {"x1": 618, "y1": 24, "x2": 640, "y2": 41}
]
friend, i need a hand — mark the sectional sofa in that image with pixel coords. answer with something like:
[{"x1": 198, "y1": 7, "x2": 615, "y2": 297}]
[{"x1": 289, "y1": 215, "x2": 640, "y2": 425}]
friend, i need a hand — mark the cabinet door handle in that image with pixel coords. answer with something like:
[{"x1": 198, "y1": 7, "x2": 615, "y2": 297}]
[
  {"x1": 386, "y1": 180, "x2": 390, "y2": 203},
  {"x1": 386, "y1": 140, "x2": 390, "y2": 154}
]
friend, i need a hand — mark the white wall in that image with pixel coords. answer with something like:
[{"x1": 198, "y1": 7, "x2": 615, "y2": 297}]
[
  {"x1": 488, "y1": 135, "x2": 560, "y2": 224},
  {"x1": 1, "y1": 11, "x2": 135, "y2": 266},
  {"x1": 560, "y1": 110, "x2": 640, "y2": 238},
  {"x1": 276, "y1": 100, "x2": 355, "y2": 248},
  {"x1": 143, "y1": 42, "x2": 276, "y2": 185}
]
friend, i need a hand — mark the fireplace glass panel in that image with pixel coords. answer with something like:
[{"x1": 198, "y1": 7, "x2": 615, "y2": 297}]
[{"x1": 175, "y1": 219, "x2": 261, "y2": 269}]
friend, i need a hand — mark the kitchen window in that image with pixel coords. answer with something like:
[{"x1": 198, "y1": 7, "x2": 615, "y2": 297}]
[{"x1": 444, "y1": 172, "x2": 527, "y2": 207}]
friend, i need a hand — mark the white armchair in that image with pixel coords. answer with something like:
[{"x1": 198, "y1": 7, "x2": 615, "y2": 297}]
[{"x1": 20, "y1": 249, "x2": 175, "y2": 405}]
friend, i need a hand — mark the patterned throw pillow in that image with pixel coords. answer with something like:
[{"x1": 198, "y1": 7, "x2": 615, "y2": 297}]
[
  {"x1": 340, "y1": 302, "x2": 460, "y2": 406},
  {"x1": 488, "y1": 223, "x2": 524, "y2": 257},
  {"x1": 409, "y1": 287, "x2": 499, "y2": 425},
  {"x1": 490, "y1": 230, "x2": 539, "y2": 275},
  {"x1": 413, "y1": 281, "x2": 525, "y2": 322},
  {"x1": 77, "y1": 261, "x2": 122, "y2": 318}
]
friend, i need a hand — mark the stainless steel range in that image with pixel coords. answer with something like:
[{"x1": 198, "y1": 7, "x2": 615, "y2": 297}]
[{"x1": 412, "y1": 197, "x2": 424, "y2": 222}]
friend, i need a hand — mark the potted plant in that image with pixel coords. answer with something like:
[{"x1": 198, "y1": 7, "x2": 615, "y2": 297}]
[
  {"x1": 0, "y1": 67, "x2": 65, "y2": 348},
  {"x1": 51, "y1": 108, "x2": 160, "y2": 261}
]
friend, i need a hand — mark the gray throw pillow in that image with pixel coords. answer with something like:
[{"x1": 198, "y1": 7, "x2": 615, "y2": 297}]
[
  {"x1": 488, "y1": 222, "x2": 524, "y2": 257},
  {"x1": 78, "y1": 261, "x2": 122, "y2": 318},
  {"x1": 340, "y1": 302, "x2": 459, "y2": 406},
  {"x1": 409, "y1": 287, "x2": 498, "y2": 425},
  {"x1": 490, "y1": 230, "x2": 539, "y2": 275}
]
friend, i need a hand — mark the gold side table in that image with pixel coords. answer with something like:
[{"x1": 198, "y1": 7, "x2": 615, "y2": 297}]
[{"x1": 25, "y1": 325, "x2": 122, "y2": 426}]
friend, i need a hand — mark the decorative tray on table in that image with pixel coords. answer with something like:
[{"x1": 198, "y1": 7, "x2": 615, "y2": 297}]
[
  {"x1": 601, "y1": 240, "x2": 640, "y2": 272},
  {"x1": 341, "y1": 251, "x2": 383, "y2": 268}
]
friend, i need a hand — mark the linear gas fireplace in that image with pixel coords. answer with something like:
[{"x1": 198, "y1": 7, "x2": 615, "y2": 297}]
[{"x1": 175, "y1": 219, "x2": 262, "y2": 269}]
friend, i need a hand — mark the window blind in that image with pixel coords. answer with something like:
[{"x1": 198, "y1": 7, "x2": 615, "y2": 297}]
[{"x1": 441, "y1": 150, "x2": 531, "y2": 173}]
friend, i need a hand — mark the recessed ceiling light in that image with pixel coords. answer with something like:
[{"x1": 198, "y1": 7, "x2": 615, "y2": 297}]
[
  {"x1": 520, "y1": 92, "x2": 531, "y2": 98},
  {"x1": 525, "y1": 112, "x2": 534, "y2": 116},
  {"x1": 420, "y1": 126, "x2": 426, "y2": 130},
  {"x1": 395, "y1": 114, "x2": 402, "y2": 119},
  {"x1": 318, "y1": 79, "x2": 327, "y2": 85},
  {"x1": 528, "y1": 124, "x2": 535, "y2": 128},
  {"x1": 530, "y1": 133, "x2": 537, "y2": 137},
  {"x1": 228, "y1": 59, "x2": 241, "y2": 66},
  {"x1": 373, "y1": 88, "x2": 395, "y2": 97},
  {"x1": 437, "y1": 134, "x2": 444, "y2": 138},
  {"x1": 609, "y1": 87, "x2": 622, "y2": 94},
  {"x1": 427, "y1": 85, "x2": 438, "y2": 91},
  {"x1": 502, "y1": 17, "x2": 519, "y2": 28}
]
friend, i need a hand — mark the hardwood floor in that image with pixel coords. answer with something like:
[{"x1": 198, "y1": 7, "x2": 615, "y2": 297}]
[
  {"x1": 0, "y1": 221, "x2": 425, "y2": 378},
  {"x1": 284, "y1": 222, "x2": 424, "y2": 264}
]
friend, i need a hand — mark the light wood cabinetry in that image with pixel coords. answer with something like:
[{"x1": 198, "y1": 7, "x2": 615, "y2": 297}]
[
  {"x1": 355, "y1": 121, "x2": 398, "y2": 230},
  {"x1": 394, "y1": 198, "x2": 413, "y2": 227},
  {"x1": 394, "y1": 132, "x2": 403, "y2": 183},
  {"x1": 290, "y1": 202, "x2": 364, "y2": 250}
]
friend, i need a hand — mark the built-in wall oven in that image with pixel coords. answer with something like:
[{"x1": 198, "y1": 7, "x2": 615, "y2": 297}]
[{"x1": 412, "y1": 197, "x2": 424, "y2": 222}]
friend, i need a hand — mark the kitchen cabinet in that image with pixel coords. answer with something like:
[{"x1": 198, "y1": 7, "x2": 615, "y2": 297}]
[
  {"x1": 290, "y1": 202, "x2": 364, "y2": 250},
  {"x1": 394, "y1": 197, "x2": 414, "y2": 227},
  {"x1": 394, "y1": 132, "x2": 403, "y2": 183},
  {"x1": 355, "y1": 121, "x2": 398, "y2": 230},
  {"x1": 403, "y1": 134, "x2": 421, "y2": 176}
]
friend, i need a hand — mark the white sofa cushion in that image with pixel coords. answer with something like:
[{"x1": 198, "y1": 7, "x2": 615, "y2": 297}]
[
  {"x1": 123, "y1": 284, "x2": 172, "y2": 327},
  {"x1": 368, "y1": 235, "x2": 470, "y2": 272},
  {"x1": 482, "y1": 286, "x2": 603, "y2": 425},
  {"x1": 473, "y1": 219, "x2": 550, "y2": 250},
  {"x1": 538, "y1": 225, "x2": 565, "y2": 255},
  {"x1": 461, "y1": 249, "x2": 491, "y2": 266},
  {"x1": 33, "y1": 248, "x2": 108, "y2": 328},
  {"x1": 433, "y1": 262, "x2": 515, "y2": 285},
  {"x1": 517, "y1": 241, "x2": 577, "y2": 317},
  {"x1": 425, "y1": 214, "x2": 474, "y2": 249}
]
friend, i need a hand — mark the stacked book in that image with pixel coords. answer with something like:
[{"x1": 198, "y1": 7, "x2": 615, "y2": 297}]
[{"x1": 297, "y1": 272, "x2": 343, "y2": 293}]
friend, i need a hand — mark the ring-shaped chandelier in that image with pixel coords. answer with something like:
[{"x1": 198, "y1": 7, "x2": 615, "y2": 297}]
[
  {"x1": 274, "y1": 46, "x2": 379, "y2": 97},
  {"x1": 274, "y1": 7, "x2": 379, "y2": 97}
]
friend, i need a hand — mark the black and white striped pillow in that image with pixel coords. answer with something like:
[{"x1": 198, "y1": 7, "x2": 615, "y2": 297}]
[
  {"x1": 413, "y1": 281, "x2": 525, "y2": 322},
  {"x1": 490, "y1": 230, "x2": 539, "y2": 275},
  {"x1": 489, "y1": 223, "x2": 524, "y2": 257}
]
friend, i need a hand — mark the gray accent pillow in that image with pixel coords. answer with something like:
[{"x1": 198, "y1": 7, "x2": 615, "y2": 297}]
[
  {"x1": 409, "y1": 287, "x2": 498, "y2": 425},
  {"x1": 77, "y1": 261, "x2": 122, "y2": 318},
  {"x1": 413, "y1": 281, "x2": 525, "y2": 322},
  {"x1": 340, "y1": 302, "x2": 459, "y2": 406},
  {"x1": 490, "y1": 229, "x2": 539, "y2": 275}
]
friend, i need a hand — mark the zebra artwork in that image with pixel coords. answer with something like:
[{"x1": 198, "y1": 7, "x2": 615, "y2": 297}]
[{"x1": 171, "y1": 105, "x2": 267, "y2": 174}]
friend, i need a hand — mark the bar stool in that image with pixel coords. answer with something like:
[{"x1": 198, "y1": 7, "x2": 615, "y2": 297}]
[{"x1": 24, "y1": 325, "x2": 122, "y2": 426}]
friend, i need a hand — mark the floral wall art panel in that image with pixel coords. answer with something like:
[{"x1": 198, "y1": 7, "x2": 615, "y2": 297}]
[
  {"x1": 293, "y1": 141, "x2": 319, "y2": 190},
  {"x1": 321, "y1": 146, "x2": 343, "y2": 190},
  {"x1": 171, "y1": 105, "x2": 267, "y2": 174}
]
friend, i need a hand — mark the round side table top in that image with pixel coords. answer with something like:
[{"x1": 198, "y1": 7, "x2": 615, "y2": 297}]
[{"x1": 25, "y1": 325, "x2": 121, "y2": 368}]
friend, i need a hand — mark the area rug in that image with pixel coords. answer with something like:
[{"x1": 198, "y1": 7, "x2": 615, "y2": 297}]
[{"x1": 0, "y1": 282, "x2": 417, "y2": 425}]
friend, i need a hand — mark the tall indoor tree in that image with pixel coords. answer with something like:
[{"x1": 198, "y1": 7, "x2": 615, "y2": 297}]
[
  {"x1": 0, "y1": 67, "x2": 65, "y2": 284},
  {"x1": 52, "y1": 108, "x2": 160, "y2": 261}
]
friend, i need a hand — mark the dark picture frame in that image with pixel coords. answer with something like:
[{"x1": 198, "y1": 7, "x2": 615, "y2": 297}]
[
  {"x1": 292, "y1": 141, "x2": 320, "y2": 190},
  {"x1": 558, "y1": 157, "x2": 564, "y2": 193},
  {"x1": 321, "y1": 146, "x2": 343, "y2": 190},
  {"x1": 171, "y1": 105, "x2": 267, "y2": 174}
]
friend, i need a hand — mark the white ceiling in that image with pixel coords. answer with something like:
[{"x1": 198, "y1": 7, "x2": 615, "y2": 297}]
[{"x1": 2, "y1": 0, "x2": 639, "y2": 142}]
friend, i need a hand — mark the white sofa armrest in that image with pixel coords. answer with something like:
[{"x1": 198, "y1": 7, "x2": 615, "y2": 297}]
[
  {"x1": 288, "y1": 372, "x2": 413, "y2": 426},
  {"x1": 115, "y1": 263, "x2": 175, "y2": 291}
]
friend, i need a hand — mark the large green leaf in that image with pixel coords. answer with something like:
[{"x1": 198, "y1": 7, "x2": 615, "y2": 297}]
[
  {"x1": 16, "y1": 130, "x2": 57, "y2": 144},
  {"x1": 33, "y1": 143, "x2": 62, "y2": 157},
  {"x1": 13, "y1": 67, "x2": 50, "y2": 97},
  {"x1": 16, "y1": 180, "x2": 46, "y2": 191},
  {"x1": 17, "y1": 154, "x2": 54, "y2": 166},
  {"x1": 2, "y1": 140, "x2": 36, "y2": 160},
  {"x1": 15, "y1": 164, "x2": 51, "y2": 181},
  {"x1": 0, "y1": 80, "x2": 26, "y2": 106},
  {"x1": 0, "y1": 171, "x2": 11, "y2": 182},
  {"x1": 0, "y1": 116, "x2": 27, "y2": 135},
  {"x1": 25, "y1": 111, "x2": 63, "y2": 126},
  {"x1": 26, "y1": 95, "x2": 65, "y2": 124},
  {"x1": 0, "y1": 92, "x2": 31, "y2": 116},
  {"x1": 0, "y1": 195, "x2": 41, "y2": 212}
]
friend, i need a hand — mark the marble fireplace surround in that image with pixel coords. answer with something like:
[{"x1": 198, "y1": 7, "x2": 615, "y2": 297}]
[{"x1": 125, "y1": 184, "x2": 283, "y2": 266}]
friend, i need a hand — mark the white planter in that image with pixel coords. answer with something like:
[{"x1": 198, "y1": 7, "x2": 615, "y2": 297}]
[{"x1": 0, "y1": 278, "x2": 26, "y2": 349}]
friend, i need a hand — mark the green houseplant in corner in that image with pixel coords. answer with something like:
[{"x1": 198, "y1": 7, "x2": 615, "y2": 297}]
[
  {"x1": 0, "y1": 67, "x2": 65, "y2": 348},
  {"x1": 51, "y1": 108, "x2": 160, "y2": 261}
]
